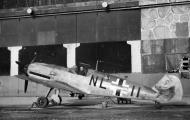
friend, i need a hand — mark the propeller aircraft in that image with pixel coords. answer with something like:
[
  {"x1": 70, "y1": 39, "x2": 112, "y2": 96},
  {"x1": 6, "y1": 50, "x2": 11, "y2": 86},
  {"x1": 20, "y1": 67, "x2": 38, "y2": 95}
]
[{"x1": 15, "y1": 61, "x2": 183, "y2": 108}]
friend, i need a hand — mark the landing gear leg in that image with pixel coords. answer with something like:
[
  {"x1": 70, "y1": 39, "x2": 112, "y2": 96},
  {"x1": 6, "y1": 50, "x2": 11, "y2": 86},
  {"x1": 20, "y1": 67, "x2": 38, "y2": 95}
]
[
  {"x1": 50, "y1": 89, "x2": 62, "y2": 105},
  {"x1": 46, "y1": 88, "x2": 54, "y2": 98}
]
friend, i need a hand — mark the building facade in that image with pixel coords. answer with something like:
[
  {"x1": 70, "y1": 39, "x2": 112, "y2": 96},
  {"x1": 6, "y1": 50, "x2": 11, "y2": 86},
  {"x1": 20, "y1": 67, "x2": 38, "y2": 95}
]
[{"x1": 0, "y1": 0, "x2": 189, "y2": 97}]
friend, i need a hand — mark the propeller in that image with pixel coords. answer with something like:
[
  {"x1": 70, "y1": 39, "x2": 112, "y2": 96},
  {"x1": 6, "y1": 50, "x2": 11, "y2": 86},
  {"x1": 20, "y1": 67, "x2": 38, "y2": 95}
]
[
  {"x1": 24, "y1": 80, "x2": 28, "y2": 93},
  {"x1": 16, "y1": 52, "x2": 37, "y2": 93},
  {"x1": 16, "y1": 61, "x2": 29, "y2": 93},
  {"x1": 16, "y1": 61, "x2": 28, "y2": 74}
]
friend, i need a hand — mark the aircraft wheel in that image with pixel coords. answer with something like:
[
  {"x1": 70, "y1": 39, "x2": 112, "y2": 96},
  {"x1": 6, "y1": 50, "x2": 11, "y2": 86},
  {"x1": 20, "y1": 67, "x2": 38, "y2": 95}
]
[
  {"x1": 37, "y1": 96, "x2": 49, "y2": 108},
  {"x1": 78, "y1": 94, "x2": 84, "y2": 100}
]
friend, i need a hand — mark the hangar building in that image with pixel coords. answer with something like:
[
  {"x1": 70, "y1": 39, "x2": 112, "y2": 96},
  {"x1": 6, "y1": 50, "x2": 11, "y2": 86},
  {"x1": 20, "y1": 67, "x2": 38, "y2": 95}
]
[{"x1": 0, "y1": 0, "x2": 189, "y2": 99}]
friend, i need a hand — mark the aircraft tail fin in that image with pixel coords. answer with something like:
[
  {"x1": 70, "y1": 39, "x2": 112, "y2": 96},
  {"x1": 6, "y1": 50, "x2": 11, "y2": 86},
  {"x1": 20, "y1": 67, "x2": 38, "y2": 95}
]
[{"x1": 152, "y1": 74, "x2": 183, "y2": 103}]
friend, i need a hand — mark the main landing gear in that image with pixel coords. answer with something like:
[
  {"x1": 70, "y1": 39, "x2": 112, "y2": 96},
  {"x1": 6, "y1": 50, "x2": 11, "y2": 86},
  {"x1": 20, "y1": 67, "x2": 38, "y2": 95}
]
[{"x1": 31, "y1": 88, "x2": 62, "y2": 108}]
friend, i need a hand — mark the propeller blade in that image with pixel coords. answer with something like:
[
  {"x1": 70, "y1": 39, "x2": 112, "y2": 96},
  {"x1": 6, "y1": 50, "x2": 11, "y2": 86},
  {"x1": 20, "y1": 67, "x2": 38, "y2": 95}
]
[
  {"x1": 30, "y1": 52, "x2": 37, "y2": 64},
  {"x1": 24, "y1": 65, "x2": 29, "y2": 76},
  {"x1": 15, "y1": 61, "x2": 21, "y2": 65},
  {"x1": 16, "y1": 61, "x2": 24, "y2": 66},
  {"x1": 30, "y1": 56, "x2": 37, "y2": 64},
  {"x1": 16, "y1": 61, "x2": 29, "y2": 75},
  {"x1": 24, "y1": 80, "x2": 28, "y2": 93}
]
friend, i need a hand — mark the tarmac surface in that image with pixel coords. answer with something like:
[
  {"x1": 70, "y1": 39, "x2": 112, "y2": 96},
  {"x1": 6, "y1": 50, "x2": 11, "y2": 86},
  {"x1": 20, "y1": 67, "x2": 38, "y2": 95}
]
[{"x1": 1, "y1": 101, "x2": 190, "y2": 120}]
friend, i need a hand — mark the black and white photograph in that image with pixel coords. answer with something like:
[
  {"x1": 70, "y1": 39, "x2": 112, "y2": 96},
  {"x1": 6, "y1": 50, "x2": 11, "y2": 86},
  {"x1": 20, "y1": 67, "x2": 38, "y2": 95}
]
[{"x1": 0, "y1": 0, "x2": 190, "y2": 119}]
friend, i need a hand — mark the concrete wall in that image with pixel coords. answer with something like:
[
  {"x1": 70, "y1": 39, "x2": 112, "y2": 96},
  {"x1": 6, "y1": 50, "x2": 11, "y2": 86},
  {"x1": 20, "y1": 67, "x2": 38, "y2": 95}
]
[
  {"x1": 0, "y1": 0, "x2": 132, "y2": 9},
  {"x1": 0, "y1": 6, "x2": 140, "y2": 47},
  {"x1": 141, "y1": 0, "x2": 190, "y2": 40},
  {"x1": 140, "y1": 0, "x2": 190, "y2": 73},
  {"x1": 2, "y1": 0, "x2": 190, "y2": 42},
  {"x1": 0, "y1": 76, "x2": 49, "y2": 97}
]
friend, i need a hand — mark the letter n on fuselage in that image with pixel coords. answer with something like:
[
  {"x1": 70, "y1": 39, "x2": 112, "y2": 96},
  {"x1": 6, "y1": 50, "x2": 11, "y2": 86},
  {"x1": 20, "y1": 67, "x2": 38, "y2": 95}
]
[{"x1": 89, "y1": 75, "x2": 98, "y2": 86}]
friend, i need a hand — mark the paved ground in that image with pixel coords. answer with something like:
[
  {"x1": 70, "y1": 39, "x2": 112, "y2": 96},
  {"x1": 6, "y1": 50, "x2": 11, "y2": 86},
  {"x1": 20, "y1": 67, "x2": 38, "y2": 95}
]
[
  {"x1": 1, "y1": 102, "x2": 190, "y2": 120},
  {"x1": 0, "y1": 97, "x2": 190, "y2": 120}
]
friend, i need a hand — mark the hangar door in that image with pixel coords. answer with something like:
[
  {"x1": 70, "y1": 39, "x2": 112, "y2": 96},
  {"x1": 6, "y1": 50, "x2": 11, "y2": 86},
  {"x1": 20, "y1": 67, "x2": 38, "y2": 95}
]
[
  {"x1": 76, "y1": 41, "x2": 131, "y2": 73},
  {"x1": 0, "y1": 48, "x2": 10, "y2": 75}
]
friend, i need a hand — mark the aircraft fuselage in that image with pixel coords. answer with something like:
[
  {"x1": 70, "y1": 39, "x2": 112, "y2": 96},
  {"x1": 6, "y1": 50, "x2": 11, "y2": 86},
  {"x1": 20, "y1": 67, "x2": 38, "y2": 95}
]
[{"x1": 26, "y1": 62, "x2": 159, "y2": 102}]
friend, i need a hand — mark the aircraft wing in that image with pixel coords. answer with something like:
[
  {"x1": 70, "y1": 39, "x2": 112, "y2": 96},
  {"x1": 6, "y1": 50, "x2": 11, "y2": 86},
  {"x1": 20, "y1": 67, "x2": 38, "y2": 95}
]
[{"x1": 15, "y1": 75, "x2": 85, "y2": 94}]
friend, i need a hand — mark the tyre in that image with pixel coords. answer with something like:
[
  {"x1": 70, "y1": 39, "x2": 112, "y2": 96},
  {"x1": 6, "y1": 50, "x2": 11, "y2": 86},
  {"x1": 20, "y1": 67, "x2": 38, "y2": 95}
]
[{"x1": 37, "y1": 96, "x2": 49, "y2": 108}]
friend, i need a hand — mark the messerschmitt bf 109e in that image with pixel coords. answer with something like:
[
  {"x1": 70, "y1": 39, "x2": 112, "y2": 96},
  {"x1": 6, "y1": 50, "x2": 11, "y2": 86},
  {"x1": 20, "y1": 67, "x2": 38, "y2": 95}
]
[{"x1": 15, "y1": 61, "x2": 183, "y2": 108}]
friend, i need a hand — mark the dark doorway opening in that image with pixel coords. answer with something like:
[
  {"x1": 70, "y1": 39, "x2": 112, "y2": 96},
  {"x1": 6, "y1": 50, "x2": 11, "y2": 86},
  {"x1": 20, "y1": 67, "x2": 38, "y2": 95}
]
[
  {"x1": 19, "y1": 44, "x2": 66, "y2": 74},
  {"x1": 76, "y1": 41, "x2": 131, "y2": 73},
  {"x1": 0, "y1": 48, "x2": 10, "y2": 75}
]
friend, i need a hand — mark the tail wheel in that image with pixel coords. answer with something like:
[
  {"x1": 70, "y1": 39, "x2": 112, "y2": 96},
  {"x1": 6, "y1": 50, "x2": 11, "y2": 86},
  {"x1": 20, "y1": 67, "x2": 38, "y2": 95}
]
[{"x1": 37, "y1": 96, "x2": 49, "y2": 108}]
